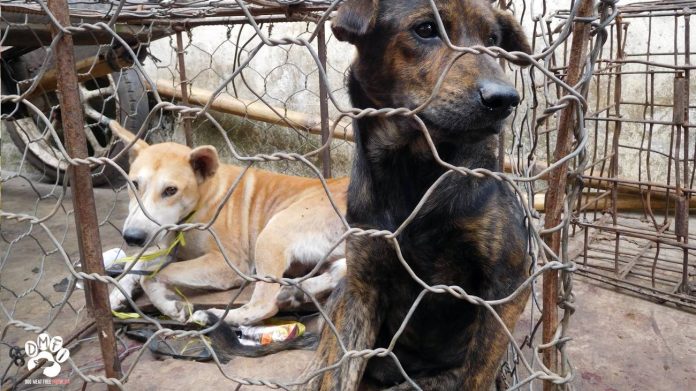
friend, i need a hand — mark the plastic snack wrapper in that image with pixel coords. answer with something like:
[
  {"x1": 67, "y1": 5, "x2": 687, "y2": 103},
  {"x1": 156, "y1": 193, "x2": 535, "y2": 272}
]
[{"x1": 238, "y1": 319, "x2": 306, "y2": 346}]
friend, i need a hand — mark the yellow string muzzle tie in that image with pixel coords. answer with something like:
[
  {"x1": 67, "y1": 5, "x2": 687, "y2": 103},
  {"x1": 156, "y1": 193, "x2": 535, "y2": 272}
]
[{"x1": 111, "y1": 212, "x2": 196, "y2": 320}]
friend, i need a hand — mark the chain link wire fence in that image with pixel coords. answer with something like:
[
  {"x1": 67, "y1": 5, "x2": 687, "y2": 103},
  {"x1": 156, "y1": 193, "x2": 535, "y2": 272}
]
[{"x1": 1, "y1": 0, "x2": 618, "y2": 389}]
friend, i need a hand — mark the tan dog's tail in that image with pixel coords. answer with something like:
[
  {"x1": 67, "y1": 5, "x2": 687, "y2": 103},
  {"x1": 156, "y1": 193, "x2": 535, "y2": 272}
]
[
  {"x1": 205, "y1": 312, "x2": 318, "y2": 359},
  {"x1": 109, "y1": 120, "x2": 149, "y2": 153}
]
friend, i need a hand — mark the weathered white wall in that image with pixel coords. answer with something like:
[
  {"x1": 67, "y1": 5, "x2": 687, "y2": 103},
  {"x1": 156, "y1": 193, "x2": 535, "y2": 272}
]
[
  {"x1": 146, "y1": 23, "x2": 353, "y2": 117},
  {"x1": 143, "y1": 22, "x2": 355, "y2": 176}
]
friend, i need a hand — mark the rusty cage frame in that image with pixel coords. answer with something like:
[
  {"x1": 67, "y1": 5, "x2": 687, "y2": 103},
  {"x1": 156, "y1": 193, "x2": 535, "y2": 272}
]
[{"x1": 570, "y1": 0, "x2": 695, "y2": 310}]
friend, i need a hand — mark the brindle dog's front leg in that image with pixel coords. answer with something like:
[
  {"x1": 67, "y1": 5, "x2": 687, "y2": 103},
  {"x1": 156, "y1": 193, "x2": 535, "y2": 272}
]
[
  {"x1": 300, "y1": 279, "x2": 382, "y2": 391},
  {"x1": 383, "y1": 366, "x2": 468, "y2": 391},
  {"x1": 385, "y1": 292, "x2": 529, "y2": 391}
]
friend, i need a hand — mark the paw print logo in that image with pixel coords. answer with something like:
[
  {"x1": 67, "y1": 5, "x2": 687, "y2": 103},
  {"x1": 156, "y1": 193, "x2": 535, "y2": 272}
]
[{"x1": 24, "y1": 333, "x2": 70, "y2": 378}]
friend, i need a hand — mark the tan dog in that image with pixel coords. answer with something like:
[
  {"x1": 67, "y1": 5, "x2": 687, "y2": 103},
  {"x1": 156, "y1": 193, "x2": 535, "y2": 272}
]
[{"x1": 108, "y1": 128, "x2": 348, "y2": 326}]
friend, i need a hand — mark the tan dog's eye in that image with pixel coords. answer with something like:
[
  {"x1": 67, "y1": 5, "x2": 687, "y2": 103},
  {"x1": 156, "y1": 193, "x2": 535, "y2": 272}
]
[
  {"x1": 131, "y1": 180, "x2": 139, "y2": 191},
  {"x1": 413, "y1": 22, "x2": 438, "y2": 39},
  {"x1": 162, "y1": 186, "x2": 178, "y2": 197}
]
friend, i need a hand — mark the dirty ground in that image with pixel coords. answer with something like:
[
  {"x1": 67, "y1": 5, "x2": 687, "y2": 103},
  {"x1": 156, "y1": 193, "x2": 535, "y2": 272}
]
[{"x1": 1, "y1": 176, "x2": 694, "y2": 390}]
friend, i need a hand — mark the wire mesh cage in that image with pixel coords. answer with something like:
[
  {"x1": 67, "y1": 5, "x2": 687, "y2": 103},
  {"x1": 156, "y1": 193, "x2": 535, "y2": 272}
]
[
  {"x1": 569, "y1": 0, "x2": 695, "y2": 310},
  {"x1": 1, "y1": 0, "x2": 618, "y2": 389}
]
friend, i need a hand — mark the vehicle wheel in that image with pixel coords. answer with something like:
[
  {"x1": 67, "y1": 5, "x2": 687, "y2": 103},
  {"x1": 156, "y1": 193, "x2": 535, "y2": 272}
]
[{"x1": 1, "y1": 46, "x2": 149, "y2": 187}]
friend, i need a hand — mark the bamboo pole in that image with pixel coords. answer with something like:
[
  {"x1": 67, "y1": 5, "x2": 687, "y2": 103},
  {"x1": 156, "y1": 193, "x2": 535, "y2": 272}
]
[
  {"x1": 532, "y1": 193, "x2": 696, "y2": 212},
  {"x1": 153, "y1": 81, "x2": 354, "y2": 141}
]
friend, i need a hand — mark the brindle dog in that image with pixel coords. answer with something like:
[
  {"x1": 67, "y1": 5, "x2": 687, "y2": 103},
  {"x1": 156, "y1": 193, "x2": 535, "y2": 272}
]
[{"x1": 300, "y1": 0, "x2": 532, "y2": 390}]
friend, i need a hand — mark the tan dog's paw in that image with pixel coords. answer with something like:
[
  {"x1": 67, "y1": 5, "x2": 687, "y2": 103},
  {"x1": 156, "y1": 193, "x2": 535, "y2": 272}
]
[
  {"x1": 277, "y1": 285, "x2": 306, "y2": 309},
  {"x1": 155, "y1": 300, "x2": 188, "y2": 323},
  {"x1": 109, "y1": 274, "x2": 141, "y2": 310},
  {"x1": 109, "y1": 289, "x2": 128, "y2": 310}
]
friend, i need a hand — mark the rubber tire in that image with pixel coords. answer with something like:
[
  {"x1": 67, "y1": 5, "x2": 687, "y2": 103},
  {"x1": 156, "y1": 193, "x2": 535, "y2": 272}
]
[{"x1": 2, "y1": 46, "x2": 149, "y2": 187}]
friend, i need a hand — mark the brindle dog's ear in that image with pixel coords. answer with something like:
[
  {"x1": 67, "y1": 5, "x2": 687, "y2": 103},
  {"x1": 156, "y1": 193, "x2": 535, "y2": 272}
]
[
  {"x1": 494, "y1": 10, "x2": 533, "y2": 66},
  {"x1": 189, "y1": 146, "x2": 219, "y2": 182},
  {"x1": 331, "y1": 0, "x2": 378, "y2": 43}
]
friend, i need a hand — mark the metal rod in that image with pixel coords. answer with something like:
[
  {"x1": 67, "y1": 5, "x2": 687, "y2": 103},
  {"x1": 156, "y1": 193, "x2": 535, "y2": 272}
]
[
  {"x1": 46, "y1": 0, "x2": 122, "y2": 387},
  {"x1": 576, "y1": 271, "x2": 696, "y2": 309},
  {"x1": 584, "y1": 115, "x2": 696, "y2": 127},
  {"x1": 497, "y1": 0, "x2": 508, "y2": 171},
  {"x1": 317, "y1": 23, "x2": 331, "y2": 178},
  {"x1": 609, "y1": 15, "x2": 624, "y2": 276},
  {"x1": 574, "y1": 221, "x2": 696, "y2": 250},
  {"x1": 679, "y1": 11, "x2": 691, "y2": 294},
  {"x1": 176, "y1": 29, "x2": 194, "y2": 148},
  {"x1": 542, "y1": 1, "x2": 594, "y2": 389}
]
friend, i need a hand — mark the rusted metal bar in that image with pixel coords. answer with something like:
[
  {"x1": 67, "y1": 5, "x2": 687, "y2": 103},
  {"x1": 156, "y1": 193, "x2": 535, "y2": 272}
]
[
  {"x1": 47, "y1": 0, "x2": 122, "y2": 387},
  {"x1": 594, "y1": 58, "x2": 696, "y2": 69},
  {"x1": 176, "y1": 29, "x2": 194, "y2": 148},
  {"x1": 617, "y1": 223, "x2": 669, "y2": 280},
  {"x1": 0, "y1": 2, "x2": 334, "y2": 23},
  {"x1": 609, "y1": 17, "x2": 625, "y2": 276},
  {"x1": 678, "y1": 10, "x2": 691, "y2": 294},
  {"x1": 134, "y1": 14, "x2": 323, "y2": 27},
  {"x1": 585, "y1": 115, "x2": 696, "y2": 127},
  {"x1": 317, "y1": 23, "x2": 331, "y2": 178},
  {"x1": 585, "y1": 246, "x2": 694, "y2": 269},
  {"x1": 574, "y1": 221, "x2": 696, "y2": 250},
  {"x1": 542, "y1": 0, "x2": 594, "y2": 388},
  {"x1": 673, "y1": 72, "x2": 689, "y2": 295},
  {"x1": 497, "y1": 0, "x2": 508, "y2": 171},
  {"x1": 577, "y1": 271, "x2": 696, "y2": 309},
  {"x1": 582, "y1": 174, "x2": 696, "y2": 195}
]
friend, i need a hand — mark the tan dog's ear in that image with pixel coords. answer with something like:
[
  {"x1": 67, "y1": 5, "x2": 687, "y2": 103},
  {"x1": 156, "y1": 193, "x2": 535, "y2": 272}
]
[
  {"x1": 331, "y1": 0, "x2": 378, "y2": 43},
  {"x1": 109, "y1": 121, "x2": 148, "y2": 157},
  {"x1": 189, "y1": 146, "x2": 219, "y2": 182},
  {"x1": 494, "y1": 10, "x2": 533, "y2": 66}
]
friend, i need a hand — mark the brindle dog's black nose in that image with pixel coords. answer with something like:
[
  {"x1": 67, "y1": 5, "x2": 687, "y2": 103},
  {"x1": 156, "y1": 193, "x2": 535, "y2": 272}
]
[
  {"x1": 123, "y1": 228, "x2": 147, "y2": 247},
  {"x1": 479, "y1": 81, "x2": 520, "y2": 111}
]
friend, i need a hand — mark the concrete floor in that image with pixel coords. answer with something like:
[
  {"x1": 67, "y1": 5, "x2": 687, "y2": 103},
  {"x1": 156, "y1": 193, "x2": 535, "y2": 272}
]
[
  {"x1": 1, "y1": 174, "x2": 695, "y2": 390},
  {"x1": 567, "y1": 277, "x2": 695, "y2": 390}
]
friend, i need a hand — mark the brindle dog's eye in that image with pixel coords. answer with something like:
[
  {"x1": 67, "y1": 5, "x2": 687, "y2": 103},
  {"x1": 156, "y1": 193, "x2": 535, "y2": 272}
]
[
  {"x1": 414, "y1": 22, "x2": 438, "y2": 39},
  {"x1": 162, "y1": 186, "x2": 178, "y2": 197},
  {"x1": 487, "y1": 34, "x2": 499, "y2": 46}
]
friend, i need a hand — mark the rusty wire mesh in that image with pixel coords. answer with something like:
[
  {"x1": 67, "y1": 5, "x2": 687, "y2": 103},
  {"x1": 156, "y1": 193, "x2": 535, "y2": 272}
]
[{"x1": 1, "y1": 0, "x2": 618, "y2": 389}]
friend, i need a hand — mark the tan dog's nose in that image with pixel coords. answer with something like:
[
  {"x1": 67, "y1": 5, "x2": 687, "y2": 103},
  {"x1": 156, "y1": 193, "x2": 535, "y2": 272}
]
[{"x1": 123, "y1": 228, "x2": 147, "y2": 247}]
